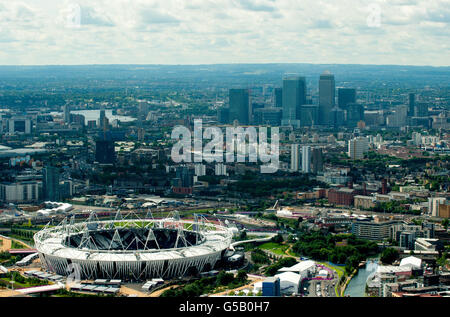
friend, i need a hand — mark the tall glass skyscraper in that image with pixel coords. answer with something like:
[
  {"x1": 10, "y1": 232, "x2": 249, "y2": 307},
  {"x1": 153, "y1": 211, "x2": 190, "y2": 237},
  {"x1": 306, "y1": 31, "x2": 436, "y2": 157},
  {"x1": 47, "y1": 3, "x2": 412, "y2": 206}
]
[
  {"x1": 282, "y1": 75, "x2": 306, "y2": 127},
  {"x1": 408, "y1": 93, "x2": 415, "y2": 117},
  {"x1": 338, "y1": 88, "x2": 356, "y2": 110},
  {"x1": 273, "y1": 87, "x2": 282, "y2": 108},
  {"x1": 319, "y1": 71, "x2": 335, "y2": 126},
  {"x1": 346, "y1": 103, "x2": 364, "y2": 128},
  {"x1": 63, "y1": 104, "x2": 70, "y2": 124},
  {"x1": 44, "y1": 166, "x2": 60, "y2": 201},
  {"x1": 229, "y1": 88, "x2": 251, "y2": 125}
]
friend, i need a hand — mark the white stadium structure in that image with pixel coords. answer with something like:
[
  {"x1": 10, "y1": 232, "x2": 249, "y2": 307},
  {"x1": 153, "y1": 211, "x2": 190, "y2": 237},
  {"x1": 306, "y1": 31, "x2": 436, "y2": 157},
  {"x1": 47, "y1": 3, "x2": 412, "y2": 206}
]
[{"x1": 34, "y1": 212, "x2": 233, "y2": 281}]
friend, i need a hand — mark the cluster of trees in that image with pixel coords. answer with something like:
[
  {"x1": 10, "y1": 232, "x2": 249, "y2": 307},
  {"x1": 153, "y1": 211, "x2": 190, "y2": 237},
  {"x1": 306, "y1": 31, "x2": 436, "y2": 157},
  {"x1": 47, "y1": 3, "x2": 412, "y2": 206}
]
[
  {"x1": 161, "y1": 270, "x2": 248, "y2": 297},
  {"x1": 250, "y1": 249, "x2": 271, "y2": 265},
  {"x1": 380, "y1": 248, "x2": 399, "y2": 264},
  {"x1": 265, "y1": 257, "x2": 297, "y2": 276},
  {"x1": 4, "y1": 272, "x2": 48, "y2": 287},
  {"x1": 436, "y1": 252, "x2": 448, "y2": 268},
  {"x1": 0, "y1": 251, "x2": 11, "y2": 260},
  {"x1": 11, "y1": 228, "x2": 37, "y2": 242},
  {"x1": 0, "y1": 252, "x2": 21, "y2": 267},
  {"x1": 271, "y1": 234, "x2": 284, "y2": 244},
  {"x1": 372, "y1": 200, "x2": 421, "y2": 215},
  {"x1": 291, "y1": 233, "x2": 379, "y2": 274},
  {"x1": 234, "y1": 231, "x2": 248, "y2": 242}
]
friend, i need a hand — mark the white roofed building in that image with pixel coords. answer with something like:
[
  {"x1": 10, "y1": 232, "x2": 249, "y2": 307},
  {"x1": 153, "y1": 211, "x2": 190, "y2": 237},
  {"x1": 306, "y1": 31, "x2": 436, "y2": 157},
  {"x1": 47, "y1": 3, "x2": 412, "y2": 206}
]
[
  {"x1": 399, "y1": 256, "x2": 422, "y2": 269},
  {"x1": 275, "y1": 272, "x2": 301, "y2": 295},
  {"x1": 278, "y1": 260, "x2": 316, "y2": 279}
]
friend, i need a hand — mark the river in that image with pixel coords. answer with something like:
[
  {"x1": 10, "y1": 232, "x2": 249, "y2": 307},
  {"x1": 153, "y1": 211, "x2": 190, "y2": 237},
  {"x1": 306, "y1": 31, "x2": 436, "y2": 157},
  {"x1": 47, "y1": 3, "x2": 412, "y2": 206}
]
[
  {"x1": 51, "y1": 110, "x2": 136, "y2": 122},
  {"x1": 344, "y1": 258, "x2": 379, "y2": 297}
]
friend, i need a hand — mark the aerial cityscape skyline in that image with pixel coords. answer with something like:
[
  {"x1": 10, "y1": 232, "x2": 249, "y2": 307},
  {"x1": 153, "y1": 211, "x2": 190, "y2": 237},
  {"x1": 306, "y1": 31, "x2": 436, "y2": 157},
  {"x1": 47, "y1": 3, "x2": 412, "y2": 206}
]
[{"x1": 0, "y1": 0, "x2": 448, "y2": 308}]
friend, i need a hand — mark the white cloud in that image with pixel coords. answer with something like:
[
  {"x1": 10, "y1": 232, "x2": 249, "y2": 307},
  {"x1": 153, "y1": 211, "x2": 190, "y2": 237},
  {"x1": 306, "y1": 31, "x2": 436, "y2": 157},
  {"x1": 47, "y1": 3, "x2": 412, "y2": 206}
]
[{"x1": 0, "y1": 0, "x2": 447, "y2": 65}]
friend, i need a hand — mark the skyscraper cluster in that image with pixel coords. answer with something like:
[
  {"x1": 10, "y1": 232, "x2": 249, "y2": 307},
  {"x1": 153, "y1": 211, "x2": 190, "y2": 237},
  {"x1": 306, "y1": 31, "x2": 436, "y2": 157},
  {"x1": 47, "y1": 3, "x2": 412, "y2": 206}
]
[{"x1": 219, "y1": 71, "x2": 364, "y2": 129}]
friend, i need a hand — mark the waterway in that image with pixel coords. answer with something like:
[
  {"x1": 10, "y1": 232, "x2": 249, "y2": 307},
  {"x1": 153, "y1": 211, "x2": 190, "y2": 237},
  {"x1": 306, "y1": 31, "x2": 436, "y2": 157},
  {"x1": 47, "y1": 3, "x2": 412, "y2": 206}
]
[
  {"x1": 51, "y1": 110, "x2": 136, "y2": 122},
  {"x1": 344, "y1": 258, "x2": 379, "y2": 297}
]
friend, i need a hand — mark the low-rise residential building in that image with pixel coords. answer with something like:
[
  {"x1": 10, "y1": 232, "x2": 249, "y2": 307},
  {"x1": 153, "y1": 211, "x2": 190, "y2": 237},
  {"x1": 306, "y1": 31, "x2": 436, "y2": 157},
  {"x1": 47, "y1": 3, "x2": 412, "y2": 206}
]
[{"x1": 354, "y1": 195, "x2": 375, "y2": 209}]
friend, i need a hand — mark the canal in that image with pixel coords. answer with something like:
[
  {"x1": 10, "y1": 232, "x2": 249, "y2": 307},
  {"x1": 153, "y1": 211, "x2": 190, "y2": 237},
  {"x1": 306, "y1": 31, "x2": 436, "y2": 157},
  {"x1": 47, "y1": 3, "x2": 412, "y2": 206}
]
[{"x1": 344, "y1": 258, "x2": 379, "y2": 297}]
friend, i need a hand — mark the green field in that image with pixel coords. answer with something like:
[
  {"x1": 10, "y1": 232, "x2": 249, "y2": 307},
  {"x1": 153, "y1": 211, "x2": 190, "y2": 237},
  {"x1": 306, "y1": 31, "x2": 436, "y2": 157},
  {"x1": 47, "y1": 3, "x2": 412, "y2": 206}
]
[{"x1": 258, "y1": 242, "x2": 289, "y2": 255}]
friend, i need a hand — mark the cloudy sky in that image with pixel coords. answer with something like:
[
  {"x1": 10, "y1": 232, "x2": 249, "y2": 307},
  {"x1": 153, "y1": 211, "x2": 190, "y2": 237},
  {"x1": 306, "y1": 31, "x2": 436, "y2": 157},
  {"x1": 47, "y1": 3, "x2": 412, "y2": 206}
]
[{"x1": 0, "y1": 0, "x2": 448, "y2": 66}]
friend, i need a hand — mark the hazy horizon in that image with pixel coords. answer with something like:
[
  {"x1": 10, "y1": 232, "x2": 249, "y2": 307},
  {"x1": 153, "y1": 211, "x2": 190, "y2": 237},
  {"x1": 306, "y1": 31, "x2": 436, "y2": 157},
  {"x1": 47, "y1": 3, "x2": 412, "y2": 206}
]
[
  {"x1": 0, "y1": 0, "x2": 448, "y2": 66},
  {"x1": 0, "y1": 62, "x2": 449, "y2": 68}
]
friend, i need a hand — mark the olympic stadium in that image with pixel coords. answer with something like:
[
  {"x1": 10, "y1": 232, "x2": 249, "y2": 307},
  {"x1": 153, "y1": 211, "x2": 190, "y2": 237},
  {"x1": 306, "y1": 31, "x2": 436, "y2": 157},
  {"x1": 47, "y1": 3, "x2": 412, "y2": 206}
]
[{"x1": 33, "y1": 212, "x2": 233, "y2": 281}]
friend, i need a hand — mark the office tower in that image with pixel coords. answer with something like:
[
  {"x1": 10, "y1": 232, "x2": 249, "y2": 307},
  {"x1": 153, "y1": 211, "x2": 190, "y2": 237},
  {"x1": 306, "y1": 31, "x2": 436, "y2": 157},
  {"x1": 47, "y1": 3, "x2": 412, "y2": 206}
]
[
  {"x1": 290, "y1": 144, "x2": 301, "y2": 171},
  {"x1": 348, "y1": 137, "x2": 369, "y2": 160},
  {"x1": 99, "y1": 108, "x2": 106, "y2": 125},
  {"x1": 311, "y1": 148, "x2": 324, "y2": 174},
  {"x1": 319, "y1": 71, "x2": 335, "y2": 126},
  {"x1": 44, "y1": 166, "x2": 60, "y2": 201},
  {"x1": 60, "y1": 180, "x2": 73, "y2": 200},
  {"x1": 415, "y1": 103, "x2": 428, "y2": 117},
  {"x1": 346, "y1": 103, "x2": 364, "y2": 128},
  {"x1": 331, "y1": 107, "x2": 345, "y2": 128},
  {"x1": 229, "y1": 89, "x2": 251, "y2": 125},
  {"x1": 98, "y1": 108, "x2": 109, "y2": 131},
  {"x1": 253, "y1": 108, "x2": 282, "y2": 126},
  {"x1": 408, "y1": 93, "x2": 415, "y2": 117},
  {"x1": 282, "y1": 75, "x2": 306, "y2": 127},
  {"x1": 217, "y1": 107, "x2": 230, "y2": 124},
  {"x1": 299, "y1": 105, "x2": 319, "y2": 127},
  {"x1": 95, "y1": 139, "x2": 115, "y2": 164},
  {"x1": 137, "y1": 128, "x2": 145, "y2": 141},
  {"x1": 63, "y1": 104, "x2": 70, "y2": 124},
  {"x1": 176, "y1": 166, "x2": 193, "y2": 188},
  {"x1": 138, "y1": 101, "x2": 149, "y2": 121},
  {"x1": 338, "y1": 88, "x2": 356, "y2": 110},
  {"x1": 302, "y1": 145, "x2": 311, "y2": 173},
  {"x1": 70, "y1": 114, "x2": 85, "y2": 126},
  {"x1": 273, "y1": 88, "x2": 282, "y2": 108},
  {"x1": 252, "y1": 102, "x2": 265, "y2": 114},
  {"x1": 386, "y1": 105, "x2": 408, "y2": 127},
  {"x1": 8, "y1": 118, "x2": 32, "y2": 134}
]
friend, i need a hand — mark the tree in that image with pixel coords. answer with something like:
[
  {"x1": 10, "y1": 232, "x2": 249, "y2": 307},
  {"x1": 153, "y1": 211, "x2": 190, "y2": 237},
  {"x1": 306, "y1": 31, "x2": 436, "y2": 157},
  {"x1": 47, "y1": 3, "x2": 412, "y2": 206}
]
[
  {"x1": 442, "y1": 219, "x2": 449, "y2": 230},
  {"x1": 436, "y1": 252, "x2": 448, "y2": 268},
  {"x1": 238, "y1": 231, "x2": 247, "y2": 241},
  {"x1": 236, "y1": 270, "x2": 248, "y2": 283},
  {"x1": 380, "y1": 248, "x2": 399, "y2": 264},
  {"x1": 216, "y1": 271, "x2": 234, "y2": 286},
  {"x1": 271, "y1": 233, "x2": 284, "y2": 244}
]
